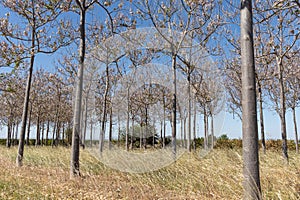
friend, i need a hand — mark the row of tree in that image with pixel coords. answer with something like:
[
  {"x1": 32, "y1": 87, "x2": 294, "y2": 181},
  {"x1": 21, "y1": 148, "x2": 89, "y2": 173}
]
[{"x1": 0, "y1": 0, "x2": 299, "y2": 198}]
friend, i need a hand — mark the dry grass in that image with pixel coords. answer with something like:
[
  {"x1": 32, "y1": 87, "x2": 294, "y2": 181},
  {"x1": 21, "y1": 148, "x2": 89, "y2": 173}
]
[{"x1": 0, "y1": 146, "x2": 299, "y2": 199}]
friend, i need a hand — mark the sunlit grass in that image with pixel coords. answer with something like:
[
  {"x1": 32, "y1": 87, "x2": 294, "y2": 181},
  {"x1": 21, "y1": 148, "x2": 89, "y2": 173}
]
[{"x1": 0, "y1": 146, "x2": 299, "y2": 199}]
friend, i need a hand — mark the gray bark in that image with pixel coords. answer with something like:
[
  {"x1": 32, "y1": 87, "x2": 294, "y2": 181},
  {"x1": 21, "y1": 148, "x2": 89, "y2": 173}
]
[
  {"x1": 108, "y1": 107, "x2": 113, "y2": 150},
  {"x1": 292, "y1": 108, "x2": 299, "y2": 153},
  {"x1": 6, "y1": 117, "x2": 11, "y2": 148},
  {"x1": 258, "y1": 87, "x2": 266, "y2": 153},
  {"x1": 187, "y1": 74, "x2": 192, "y2": 152},
  {"x1": 90, "y1": 120, "x2": 93, "y2": 147},
  {"x1": 193, "y1": 101, "x2": 197, "y2": 151},
  {"x1": 241, "y1": 0, "x2": 262, "y2": 199},
  {"x1": 26, "y1": 105, "x2": 33, "y2": 146},
  {"x1": 70, "y1": 2, "x2": 86, "y2": 177},
  {"x1": 171, "y1": 55, "x2": 177, "y2": 158},
  {"x1": 16, "y1": 15, "x2": 35, "y2": 165},
  {"x1": 277, "y1": 59, "x2": 288, "y2": 161},
  {"x1": 126, "y1": 88, "x2": 130, "y2": 151},
  {"x1": 210, "y1": 115, "x2": 214, "y2": 149}
]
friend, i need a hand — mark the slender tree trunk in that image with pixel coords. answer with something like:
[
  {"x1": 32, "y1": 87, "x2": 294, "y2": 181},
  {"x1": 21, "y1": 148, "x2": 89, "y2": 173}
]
[
  {"x1": 100, "y1": 63, "x2": 110, "y2": 153},
  {"x1": 36, "y1": 113, "x2": 40, "y2": 146},
  {"x1": 180, "y1": 117, "x2": 183, "y2": 147},
  {"x1": 90, "y1": 120, "x2": 93, "y2": 147},
  {"x1": 193, "y1": 100, "x2": 197, "y2": 151},
  {"x1": 56, "y1": 121, "x2": 61, "y2": 146},
  {"x1": 140, "y1": 124, "x2": 143, "y2": 149},
  {"x1": 143, "y1": 107, "x2": 148, "y2": 149},
  {"x1": 15, "y1": 122, "x2": 19, "y2": 145},
  {"x1": 126, "y1": 88, "x2": 130, "y2": 151},
  {"x1": 11, "y1": 121, "x2": 15, "y2": 146},
  {"x1": 292, "y1": 107, "x2": 299, "y2": 153},
  {"x1": 26, "y1": 105, "x2": 33, "y2": 146},
  {"x1": 184, "y1": 117, "x2": 187, "y2": 148},
  {"x1": 81, "y1": 97, "x2": 88, "y2": 149},
  {"x1": 41, "y1": 122, "x2": 44, "y2": 146},
  {"x1": 6, "y1": 117, "x2": 11, "y2": 148},
  {"x1": 171, "y1": 55, "x2": 177, "y2": 158},
  {"x1": 163, "y1": 97, "x2": 166, "y2": 148},
  {"x1": 160, "y1": 120, "x2": 163, "y2": 148},
  {"x1": 108, "y1": 107, "x2": 113, "y2": 150},
  {"x1": 17, "y1": 54, "x2": 34, "y2": 164},
  {"x1": 51, "y1": 120, "x2": 57, "y2": 147},
  {"x1": 210, "y1": 115, "x2": 214, "y2": 149},
  {"x1": 152, "y1": 119, "x2": 155, "y2": 147},
  {"x1": 258, "y1": 86, "x2": 266, "y2": 153},
  {"x1": 204, "y1": 111, "x2": 208, "y2": 150},
  {"x1": 241, "y1": 0, "x2": 262, "y2": 198},
  {"x1": 187, "y1": 74, "x2": 192, "y2": 152},
  {"x1": 70, "y1": 6, "x2": 86, "y2": 177},
  {"x1": 62, "y1": 123, "x2": 65, "y2": 145},
  {"x1": 46, "y1": 120, "x2": 50, "y2": 146},
  {"x1": 16, "y1": 2, "x2": 36, "y2": 166},
  {"x1": 12, "y1": 121, "x2": 15, "y2": 146},
  {"x1": 83, "y1": 97, "x2": 88, "y2": 147},
  {"x1": 131, "y1": 119, "x2": 134, "y2": 150},
  {"x1": 117, "y1": 111, "x2": 120, "y2": 147},
  {"x1": 277, "y1": 59, "x2": 288, "y2": 161}
]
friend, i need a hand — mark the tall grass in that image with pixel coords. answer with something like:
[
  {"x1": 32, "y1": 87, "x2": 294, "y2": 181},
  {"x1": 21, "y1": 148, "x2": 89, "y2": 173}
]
[{"x1": 0, "y1": 146, "x2": 299, "y2": 199}]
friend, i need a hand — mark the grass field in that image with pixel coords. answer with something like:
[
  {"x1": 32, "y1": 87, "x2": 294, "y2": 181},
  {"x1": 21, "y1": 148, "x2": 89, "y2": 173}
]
[{"x1": 0, "y1": 146, "x2": 299, "y2": 199}]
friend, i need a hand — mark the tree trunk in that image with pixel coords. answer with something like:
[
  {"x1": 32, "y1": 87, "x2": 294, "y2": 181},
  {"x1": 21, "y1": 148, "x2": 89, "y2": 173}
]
[
  {"x1": 100, "y1": 63, "x2": 110, "y2": 153},
  {"x1": 108, "y1": 107, "x2": 113, "y2": 150},
  {"x1": 11, "y1": 121, "x2": 15, "y2": 146},
  {"x1": 90, "y1": 119, "x2": 93, "y2": 147},
  {"x1": 204, "y1": 110, "x2": 208, "y2": 150},
  {"x1": 41, "y1": 122, "x2": 45, "y2": 145},
  {"x1": 210, "y1": 115, "x2": 214, "y2": 149},
  {"x1": 292, "y1": 107, "x2": 299, "y2": 154},
  {"x1": 117, "y1": 111, "x2": 120, "y2": 147},
  {"x1": 184, "y1": 117, "x2": 187, "y2": 148},
  {"x1": 277, "y1": 59, "x2": 288, "y2": 161},
  {"x1": 10, "y1": 122, "x2": 16, "y2": 146},
  {"x1": 126, "y1": 88, "x2": 130, "y2": 151},
  {"x1": 46, "y1": 120, "x2": 50, "y2": 146},
  {"x1": 6, "y1": 117, "x2": 12, "y2": 148},
  {"x1": 152, "y1": 119, "x2": 155, "y2": 147},
  {"x1": 193, "y1": 100, "x2": 197, "y2": 151},
  {"x1": 131, "y1": 119, "x2": 134, "y2": 150},
  {"x1": 140, "y1": 124, "x2": 143, "y2": 149},
  {"x1": 241, "y1": 0, "x2": 262, "y2": 199},
  {"x1": 83, "y1": 97, "x2": 88, "y2": 147},
  {"x1": 15, "y1": 122, "x2": 19, "y2": 146},
  {"x1": 56, "y1": 121, "x2": 61, "y2": 146},
  {"x1": 258, "y1": 86, "x2": 266, "y2": 153},
  {"x1": 62, "y1": 123, "x2": 65, "y2": 145},
  {"x1": 16, "y1": 2, "x2": 36, "y2": 165},
  {"x1": 26, "y1": 105, "x2": 33, "y2": 146},
  {"x1": 163, "y1": 96, "x2": 166, "y2": 148},
  {"x1": 17, "y1": 54, "x2": 34, "y2": 160},
  {"x1": 171, "y1": 55, "x2": 177, "y2": 158},
  {"x1": 35, "y1": 113, "x2": 40, "y2": 146},
  {"x1": 70, "y1": 6, "x2": 86, "y2": 178},
  {"x1": 51, "y1": 120, "x2": 57, "y2": 147},
  {"x1": 187, "y1": 74, "x2": 192, "y2": 152},
  {"x1": 180, "y1": 116, "x2": 183, "y2": 147}
]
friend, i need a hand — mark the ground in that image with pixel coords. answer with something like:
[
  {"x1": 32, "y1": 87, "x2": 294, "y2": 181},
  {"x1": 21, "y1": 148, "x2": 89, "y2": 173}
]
[{"x1": 0, "y1": 146, "x2": 299, "y2": 199}]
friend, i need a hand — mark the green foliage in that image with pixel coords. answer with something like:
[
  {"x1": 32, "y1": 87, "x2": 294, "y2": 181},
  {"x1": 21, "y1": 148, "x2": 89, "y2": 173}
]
[{"x1": 218, "y1": 134, "x2": 229, "y2": 140}]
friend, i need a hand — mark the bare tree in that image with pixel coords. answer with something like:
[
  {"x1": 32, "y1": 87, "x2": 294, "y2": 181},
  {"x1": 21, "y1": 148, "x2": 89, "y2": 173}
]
[
  {"x1": 0, "y1": 0, "x2": 72, "y2": 166},
  {"x1": 241, "y1": 0, "x2": 261, "y2": 199},
  {"x1": 70, "y1": 0, "x2": 99, "y2": 178}
]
